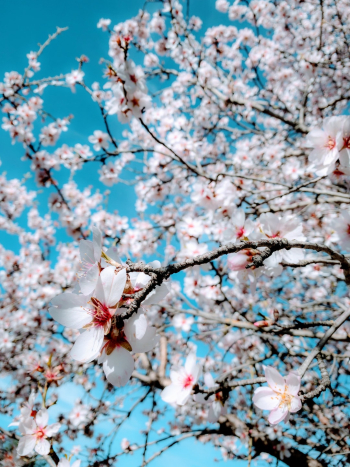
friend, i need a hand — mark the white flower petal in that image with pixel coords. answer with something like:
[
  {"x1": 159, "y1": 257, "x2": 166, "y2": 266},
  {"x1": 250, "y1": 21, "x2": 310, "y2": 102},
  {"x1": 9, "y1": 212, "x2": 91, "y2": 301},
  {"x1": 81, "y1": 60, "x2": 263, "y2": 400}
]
[
  {"x1": 18, "y1": 419, "x2": 36, "y2": 435},
  {"x1": 208, "y1": 401, "x2": 222, "y2": 423},
  {"x1": 49, "y1": 293, "x2": 90, "y2": 329},
  {"x1": 268, "y1": 406, "x2": 289, "y2": 425},
  {"x1": 35, "y1": 438, "x2": 51, "y2": 456},
  {"x1": 17, "y1": 435, "x2": 36, "y2": 457},
  {"x1": 285, "y1": 372, "x2": 301, "y2": 396},
  {"x1": 79, "y1": 240, "x2": 95, "y2": 265},
  {"x1": 265, "y1": 366, "x2": 285, "y2": 393},
  {"x1": 290, "y1": 395, "x2": 302, "y2": 413},
  {"x1": 70, "y1": 327, "x2": 104, "y2": 363},
  {"x1": 185, "y1": 353, "x2": 197, "y2": 375},
  {"x1": 176, "y1": 387, "x2": 192, "y2": 406},
  {"x1": 161, "y1": 384, "x2": 180, "y2": 404},
  {"x1": 253, "y1": 387, "x2": 280, "y2": 410},
  {"x1": 142, "y1": 283, "x2": 169, "y2": 306},
  {"x1": 100, "y1": 267, "x2": 126, "y2": 307},
  {"x1": 45, "y1": 423, "x2": 61, "y2": 436},
  {"x1": 92, "y1": 225, "x2": 102, "y2": 262},
  {"x1": 36, "y1": 409, "x2": 49, "y2": 428},
  {"x1": 79, "y1": 263, "x2": 99, "y2": 295},
  {"x1": 103, "y1": 346, "x2": 134, "y2": 387}
]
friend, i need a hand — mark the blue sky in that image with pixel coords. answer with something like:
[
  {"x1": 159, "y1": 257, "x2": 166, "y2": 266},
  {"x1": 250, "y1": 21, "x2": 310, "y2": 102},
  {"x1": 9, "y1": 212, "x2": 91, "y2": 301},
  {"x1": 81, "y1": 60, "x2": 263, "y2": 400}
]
[{"x1": 0, "y1": 1, "x2": 275, "y2": 465}]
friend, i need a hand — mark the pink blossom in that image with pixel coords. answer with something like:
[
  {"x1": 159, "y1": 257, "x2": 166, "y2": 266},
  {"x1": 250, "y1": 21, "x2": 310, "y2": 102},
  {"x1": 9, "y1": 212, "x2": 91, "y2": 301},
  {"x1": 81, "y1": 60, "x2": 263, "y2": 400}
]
[
  {"x1": 17, "y1": 409, "x2": 60, "y2": 457},
  {"x1": 253, "y1": 366, "x2": 302, "y2": 425},
  {"x1": 161, "y1": 353, "x2": 201, "y2": 406}
]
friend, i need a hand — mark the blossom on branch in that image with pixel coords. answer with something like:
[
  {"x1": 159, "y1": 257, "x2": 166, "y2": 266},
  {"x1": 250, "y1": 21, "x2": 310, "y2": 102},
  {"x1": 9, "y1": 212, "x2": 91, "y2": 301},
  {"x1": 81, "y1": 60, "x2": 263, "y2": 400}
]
[
  {"x1": 17, "y1": 409, "x2": 60, "y2": 457},
  {"x1": 161, "y1": 353, "x2": 201, "y2": 406},
  {"x1": 253, "y1": 366, "x2": 302, "y2": 425}
]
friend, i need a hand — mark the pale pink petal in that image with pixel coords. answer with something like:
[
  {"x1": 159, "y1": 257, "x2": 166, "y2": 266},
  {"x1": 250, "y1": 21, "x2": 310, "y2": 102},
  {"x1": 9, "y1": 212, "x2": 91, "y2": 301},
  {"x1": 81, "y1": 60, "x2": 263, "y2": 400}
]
[
  {"x1": 290, "y1": 395, "x2": 302, "y2": 413},
  {"x1": 79, "y1": 240, "x2": 95, "y2": 265},
  {"x1": 204, "y1": 372, "x2": 215, "y2": 388},
  {"x1": 133, "y1": 313, "x2": 148, "y2": 339},
  {"x1": 57, "y1": 460, "x2": 70, "y2": 467},
  {"x1": 268, "y1": 406, "x2": 289, "y2": 425},
  {"x1": 71, "y1": 461, "x2": 81, "y2": 467},
  {"x1": 285, "y1": 372, "x2": 301, "y2": 396},
  {"x1": 208, "y1": 401, "x2": 222, "y2": 423},
  {"x1": 35, "y1": 409, "x2": 49, "y2": 428},
  {"x1": 161, "y1": 384, "x2": 180, "y2": 404},
  {"x1": 100, "y1": 267, "x2": 126, "y2": 307},
  {"x1": 35, "y1": 438, "x2": 51, "y2": 456},
  {"x1": 193, "y1": 393, "x2": 207, "y2": 404},
  {"x1": 177, "y1": 387, "x2": 192, "y2": 406},
  {"x1": 265, "y1": 366, "x2": 285, "y2": 393},
  {"x1": 192, "y1": 363, "x2": 201, "y2": 384},
  {"x1": 93, "y1": 276, "x2": 105, "y2": 303},
  {"x1": 134, "y1": 272, "x2": 150, "y2": 289},
  {"x1": 18, "y1": 419, "x2": 36, "y2": 435},
  {"x1": 185, "y1": 353, "x2": 197, "y2": 375},
  {"x1": 17, "y1": 435, "x2": 36, "y2": 457},
  {"x1": 45, "y1": 423, "x2": 61, "y2": 436},
  {"x1": 70, "y1": 327, "x2": 104, "y2": 363},
  {"x1": 129, "y1": 326, "x2": 159, "y2": 353},
  {"x1": 170, "y1": 370, "x2": 180, "y2": 384},
  {"x1": 142, "y1": 283, "x2": 169, "y2": 306},
  {"x1": 253, "y1": 387, "x2": 280, "y2": 410},
  {"x1": 103, "y1": 346, "x2": 134, "y2": 387},
  {"x1": 79, "y1": 263, "x2": 99, "y2": 295},
  {"x1": 49, "y1": 293, "x2": 90, "y2": 329},
  {"x1": 92, "y1": 225, "x2": 102, "y2": 262}
]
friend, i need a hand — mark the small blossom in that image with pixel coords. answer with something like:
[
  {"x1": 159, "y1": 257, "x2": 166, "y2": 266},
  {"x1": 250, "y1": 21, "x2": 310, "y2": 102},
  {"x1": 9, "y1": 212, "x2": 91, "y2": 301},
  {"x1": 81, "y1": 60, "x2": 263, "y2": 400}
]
[
  {"x1": 253, "y1": 366, "x2": 302, "y2": 425},
  {"x1": 161, "y1": 353, "x2": 201, "y2": 406},
  {"x1": 17, "y1": 409, "x2": 60, "y2": 457}
]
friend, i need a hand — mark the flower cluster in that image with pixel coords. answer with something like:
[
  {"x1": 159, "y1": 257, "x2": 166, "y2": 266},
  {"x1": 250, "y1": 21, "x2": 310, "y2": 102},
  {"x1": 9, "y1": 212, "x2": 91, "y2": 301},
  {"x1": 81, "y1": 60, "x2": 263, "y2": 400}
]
[{"x1": 49, "y1": 226, "x2": 167, "y2": 386}]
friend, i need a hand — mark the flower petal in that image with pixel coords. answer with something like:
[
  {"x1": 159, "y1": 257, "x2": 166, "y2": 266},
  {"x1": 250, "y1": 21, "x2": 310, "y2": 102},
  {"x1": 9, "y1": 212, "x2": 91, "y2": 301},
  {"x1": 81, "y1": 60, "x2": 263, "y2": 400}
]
[
  {"x1": 92, "y1": 225, "x2": 102, "y2": 262},
  {"x1": 268, "y1": 406, "x2": 289, "y2": 425},
  {"x1": 49, "y1": 293, "x2": 91, "y2": 329},
  {"x1": 142, "y1": 283, "x2": 169, "y2": 306},
  {"x1": 177, "y1": 387, "x2": 192, "y2": 406},
  {"x1": 285, "y1": 372, "x2": 301, "y2": 396},
  {"x1": 290, "y1": 395, "x2": 302, "y2": 413},
  {"x1": 45, "y1": 423, "x2": 61, "y2": 437},
  {"x1": 208, "y1": 401, "x2": 222, "y2": 423},
  {"x1": 35, "y1": 409, "x2": 48, "y2": 428},
  {"x1": 79, "y1": 262, "x2": 99, "y2": 296},
  {"x1": 253, "y1": 387, "x2": 280, "y2": 410},
  {"x1": 185, "y1": 353, "x2": 197, "y2": 375},
  {"x1": 79, "y1": 240, "x2": 95, "y2": 265},
  {"x1": 161, "y1": 384, "x2": 180, "y2": 404},
  {"x1": 100, "y1": 267, "x2": 126, "y2": 307},
  {"x1": 265, "y1": 366, "x2": 285, "y2": 393},
  {"x1": 103, "y1": 346, "x2": 134, "y2": 387},
  {"x1": 35, "y1": 438, "x2": 51, "y2": 456},
  {"x1": 17, "y1": 435, "x2": 36, "y2": 457},
  {"x1": 70, "y1": 327, "x2": 104, "y2": 363},
  {"x1": 18, "y1": 419, "x2": 36, "y2": 435}
]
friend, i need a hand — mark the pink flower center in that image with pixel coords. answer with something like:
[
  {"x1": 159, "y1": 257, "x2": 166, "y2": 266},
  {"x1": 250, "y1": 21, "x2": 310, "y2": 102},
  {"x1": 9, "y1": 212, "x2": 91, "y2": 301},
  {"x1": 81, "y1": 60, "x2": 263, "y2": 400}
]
[
  {"x1": 343, "y1": 136, "x2": 350, "y2": 149},
  {"x1": 326, "y1": 136, "x2": 336, "y2": 150},
  {"x1": 236, "y1": 227, "x2": 245, "y2": 238},
  {"x1": 182, "y1": 374, "x2": 194, "y2": 389},
  {"x1": 347, "y1": 225, "x2": 350, "y2": 235},
  {"x1": 89, "y1": 297, "x2": 113, "y2": 330},
  {"x1": 266, "y1": 232, "x2": 281, "y2": 239},
  {"x1": 35, "y1": 428, "x2": 46, "y2": 440}
]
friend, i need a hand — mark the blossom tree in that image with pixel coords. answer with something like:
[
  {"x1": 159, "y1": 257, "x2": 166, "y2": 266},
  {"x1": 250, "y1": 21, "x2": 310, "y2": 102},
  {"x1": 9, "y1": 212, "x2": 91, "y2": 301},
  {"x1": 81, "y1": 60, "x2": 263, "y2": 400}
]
[{"x1": 1, "y1": 1, "x2": 350, "y2": 466}]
